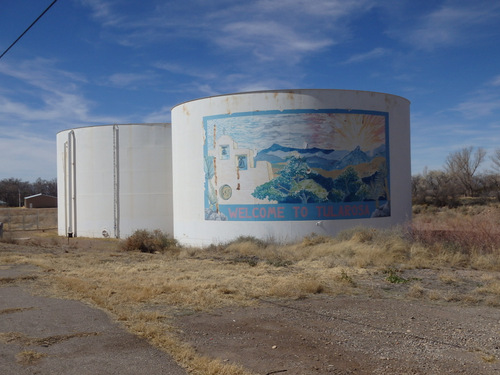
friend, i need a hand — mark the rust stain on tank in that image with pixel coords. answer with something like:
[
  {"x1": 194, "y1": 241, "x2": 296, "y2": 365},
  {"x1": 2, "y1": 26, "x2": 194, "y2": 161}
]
[
  {"x1": 385, "y1": 94, "x2": 394, "y2": 109},
  {"x1": 183, "y1": 105, "x2": 190, "y2": 117}
]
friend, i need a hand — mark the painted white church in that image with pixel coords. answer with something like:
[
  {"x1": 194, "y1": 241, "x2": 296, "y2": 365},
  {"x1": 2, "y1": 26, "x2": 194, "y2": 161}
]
[{"x1": 208, "y1": 134, "x2": 274, "y2": 205}]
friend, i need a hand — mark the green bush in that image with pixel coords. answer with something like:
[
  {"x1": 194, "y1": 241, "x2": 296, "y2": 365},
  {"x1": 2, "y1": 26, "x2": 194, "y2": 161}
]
[{"x1": 121, "y1": 229, "x2": 179, "y2": 253}]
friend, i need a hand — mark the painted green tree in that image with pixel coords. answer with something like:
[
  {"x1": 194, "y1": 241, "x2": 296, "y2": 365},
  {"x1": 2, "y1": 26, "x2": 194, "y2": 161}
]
[
  {"x1": 332, "y1": 166, "x2": 369, "y2": 202},
  {"x1": 204, "y1": 156, "x2": 217, "y2": 210},
  {"x1": 252, "y1": 156, "x2": 328, "y2": 204}
]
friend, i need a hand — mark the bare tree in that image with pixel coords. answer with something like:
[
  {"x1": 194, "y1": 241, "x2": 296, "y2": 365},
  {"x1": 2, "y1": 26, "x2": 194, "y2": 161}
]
[
  {"x1": 444, "y1": 146, "x2": 486, "y2": 197},
  {"x1": 491, "y1": 148, "x2": 500, "y2": 172},
  {"x1": 0, "y1": 178, "x2": 57, "y2": 207}
]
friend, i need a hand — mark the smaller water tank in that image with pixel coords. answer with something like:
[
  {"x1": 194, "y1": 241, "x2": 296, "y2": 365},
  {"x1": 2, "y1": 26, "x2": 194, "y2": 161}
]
[{"x1": 56, "y1": 123, "x2": 173, "y2": 238}]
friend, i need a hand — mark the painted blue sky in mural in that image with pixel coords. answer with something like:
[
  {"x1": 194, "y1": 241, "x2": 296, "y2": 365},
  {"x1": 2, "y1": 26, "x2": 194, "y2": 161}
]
[
  {"x1": 1, "y1": 0, "x2": 500, "y2": 180},
  {"x1": 204, "y1": 110, "x2": 390, "y2": 221},
  {"x1": 206, "y1": 111, "x2": 387, "y2": 153}
]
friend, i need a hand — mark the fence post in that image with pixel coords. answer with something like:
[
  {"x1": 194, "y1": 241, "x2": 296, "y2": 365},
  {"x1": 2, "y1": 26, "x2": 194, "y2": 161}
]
[{"x1": 0, "y1": 222, "x2": 3, "y2": 238}]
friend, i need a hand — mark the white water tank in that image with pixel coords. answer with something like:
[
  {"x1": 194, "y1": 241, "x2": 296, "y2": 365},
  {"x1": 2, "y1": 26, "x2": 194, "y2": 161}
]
[
  {"x1": 171, "y1": 89, "x2": 411, "y2": 246},
  {"x1": 56, "y1": 123, "x2": 172, "y2": 238}
]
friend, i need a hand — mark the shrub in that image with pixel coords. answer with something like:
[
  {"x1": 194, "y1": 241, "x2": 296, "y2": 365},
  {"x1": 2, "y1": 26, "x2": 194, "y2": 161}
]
[
  {"x1": 227, "y1": 235, "x2": 269, "y2": 248},
  {"x1": 0, "y1": 234, "x2": 18, "y2": 245},
  {"x1": 121, "y1": 229, "x2": 179, "y2": 253}
]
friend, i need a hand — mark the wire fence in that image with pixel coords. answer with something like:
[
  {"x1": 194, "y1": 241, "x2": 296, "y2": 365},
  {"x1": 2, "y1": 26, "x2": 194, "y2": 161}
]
[{"x1": 0, "y1": 208, "x2": 57, "y2": 233}]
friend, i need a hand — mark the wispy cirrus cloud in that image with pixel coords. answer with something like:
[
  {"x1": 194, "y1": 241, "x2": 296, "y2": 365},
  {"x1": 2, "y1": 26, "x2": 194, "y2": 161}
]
[
  {"x1": 80, "y1": 0, "x2": 124, "y2": 26},
  {"x1": 405, "y1": 3, "x2": 500, "y2": 50},
  {"x1": 454, "y1": 95, "x2": 500, "y2": 118},
  {"x1": 0, "y1": 130, "x2": 56, "y2": 180},
  {"x1": 153, "y1": 62, "x2": 217, "y2": 80},
  {"x1": 0, "y1": 58, "x2": 120, "y2": 126},
  {"x1": 79, "y1": 0, "x2": 372, "y2": 63},
  {"x1": 143, "y1": 105, "x2": 172, "y2": 124},
  {"x1": 489, "y1": 75, "x2": 500, "y2": 86},
  {"x1": 106, "y1": 72, "x2": 158, "y2": 88},
  {"x1": 252, "y1": 0, "x2": 373, "y2": 18},
  {"x1": 215, "y1": 21, "x2": 333, "y2": 62},
  {"x1": 452, "y1": 74, "x2": 500, "y2": 118},
  {"x1": 342, "y1": 47, "x2": 389, "y2": 64}
]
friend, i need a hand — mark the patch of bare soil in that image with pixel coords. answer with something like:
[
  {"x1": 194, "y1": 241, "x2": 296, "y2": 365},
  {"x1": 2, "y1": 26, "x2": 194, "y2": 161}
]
[{"x1": 176, "y1": 293, "x2": 500, "y2": 375}]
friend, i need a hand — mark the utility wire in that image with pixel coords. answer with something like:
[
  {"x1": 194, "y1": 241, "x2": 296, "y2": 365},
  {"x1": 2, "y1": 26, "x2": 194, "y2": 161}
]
[{"x1": 0, "y1": 0, "x2": 58, "y2": 61}]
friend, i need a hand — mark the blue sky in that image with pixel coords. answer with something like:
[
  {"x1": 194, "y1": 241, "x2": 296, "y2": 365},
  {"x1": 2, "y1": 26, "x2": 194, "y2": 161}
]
[{"x1": 1, "y1": 0, "x2": 500, "y2": 181}]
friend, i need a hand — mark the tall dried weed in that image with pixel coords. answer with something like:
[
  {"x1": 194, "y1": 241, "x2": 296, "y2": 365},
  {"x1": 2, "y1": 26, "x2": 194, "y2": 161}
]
[{"x1": 121, "y1": 229, "x2": 179, "y2": 254}]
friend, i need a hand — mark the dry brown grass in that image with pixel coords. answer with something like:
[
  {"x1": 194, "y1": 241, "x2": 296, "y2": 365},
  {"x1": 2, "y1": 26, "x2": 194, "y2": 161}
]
[
  {"x1": 2, "y1": 205, "x2": 500, "y2": 374},
  {"x1": 16, "y1": 350, "x2": 47, "y2": 365}
]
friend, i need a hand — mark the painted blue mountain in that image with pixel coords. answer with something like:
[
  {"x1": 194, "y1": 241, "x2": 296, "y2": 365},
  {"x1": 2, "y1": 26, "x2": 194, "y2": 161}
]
[
  {"x1": 255, "y1": 143, "x2": 372, "y2": 171},
  {"x1": 369, "y1": 144, "x2": 386, "y2": 158},
  {"x1": 336, "y1": 146, "x2": 371, "y2": 170}
]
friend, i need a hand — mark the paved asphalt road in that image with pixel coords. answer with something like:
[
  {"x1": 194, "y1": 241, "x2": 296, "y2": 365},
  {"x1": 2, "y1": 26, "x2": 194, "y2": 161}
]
[{"x1": 0, "y1": 263, "x2": 187, "y2": 375}]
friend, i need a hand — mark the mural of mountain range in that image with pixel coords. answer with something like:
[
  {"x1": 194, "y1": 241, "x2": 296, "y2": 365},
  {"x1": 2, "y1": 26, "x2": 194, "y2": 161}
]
[
  {"x1": 336, "y1": 146, "x2": 371, "y2": 170},
  {"x1": 255, "y1": 143, "x2": 384, "y2": 171},
  {"x1": 369, "y1": 144, "x2": 386, "y2": 158}
]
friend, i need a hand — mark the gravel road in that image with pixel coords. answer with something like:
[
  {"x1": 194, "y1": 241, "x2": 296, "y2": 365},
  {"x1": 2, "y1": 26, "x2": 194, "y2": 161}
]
[{"x1": 176, "y1": 295, "x2": 500, "y2": 374}]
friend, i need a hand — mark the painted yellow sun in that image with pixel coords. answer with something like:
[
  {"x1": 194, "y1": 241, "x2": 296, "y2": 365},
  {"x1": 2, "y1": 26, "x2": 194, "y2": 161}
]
[{"x1": 331, "y1": 114, "x2": 385, "y2": 151}]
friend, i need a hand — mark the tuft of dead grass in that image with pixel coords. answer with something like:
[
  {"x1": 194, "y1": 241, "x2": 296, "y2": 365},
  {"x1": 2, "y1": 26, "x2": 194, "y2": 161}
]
[
  {"x1": 16, "y1": 350, "x2": 47, "y2": 365},
  {"x1": 268, "y1": 276, "x2": 325, "y2": 298},
  {"x1": 438, "y1": 272, "x2": 461, "y2": 285},
  {"x1": 406, "y1": 282, "x2": 426, "y2": 299},
  {"x1": 474, "y1": 275, "x2": 500, "y2": 303}
]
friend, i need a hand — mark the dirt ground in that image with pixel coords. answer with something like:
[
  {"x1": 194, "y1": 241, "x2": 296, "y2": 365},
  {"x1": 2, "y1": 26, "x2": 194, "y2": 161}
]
[
  {"x1": 176, "y1": 295, "x2": 500, "y2": 374},
  {"x1": 1, "y1": 237, "x2": 500, "y2": 374}
]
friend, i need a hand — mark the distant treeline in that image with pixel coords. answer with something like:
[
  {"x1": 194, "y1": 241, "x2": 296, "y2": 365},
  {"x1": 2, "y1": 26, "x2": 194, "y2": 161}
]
[
  {"x1": 412, "y1": 146, "x2": 500, "y2": 207},
  {"x1": 2, "y1": 146, "x2": 499, "y2": 209},
  {"x1": 0, "y1": 178, "x2": 57, "y2": 207}
]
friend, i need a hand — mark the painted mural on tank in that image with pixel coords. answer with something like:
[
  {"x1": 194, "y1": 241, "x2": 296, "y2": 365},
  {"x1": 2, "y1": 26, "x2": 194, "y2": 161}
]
[{"x1": 203, "y1": 109, "x2": 390, "y2": 221}]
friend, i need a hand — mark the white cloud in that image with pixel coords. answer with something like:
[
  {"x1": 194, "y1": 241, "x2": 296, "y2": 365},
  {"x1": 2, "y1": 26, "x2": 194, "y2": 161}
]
[
  {"x1": 453, "y1": 76, "x2": 500, "y2": 118},
  {"x1": 0, "y1": 58, "x2": 87, "y2": 93},
  {"x1": 77, "y1": 0, "x2": 373, "y2": 63},
  {"x1": 153, "y1": 62, "x2": 217, "y2": 80},
  {"x1": 253, "y1": 0, "x2": 373, "y2": 18},
  {"x1": 0, "y1": 58, "x2": 124, "y2": 129},
  {"x1": 216, "y1": 21, "x2": 333, "y2": 62},
  {"x1": 342, "y1": 47, "x2": 388, "y2": 64},
  {"x1": 80, "y1": 0, "x2": 123, "y2": 26},
  {"x1": 143, "y1": 105, "x2": 172, "y2": 124},
  {"x1": 454, "y1": 97, "x2": 500, "y2": 118},
  {"x1": 106, "y1": 72, "x2": 155, "y2": 88},
  {"x1": 0, "y1": 131, "x2": 56, "y2": 180},
  {"x1": 407, "y1": 3, "x2": 500, "y2": 50},
  {"x1": 490, "y1": 75, "x2": 500, "y2": 86}
]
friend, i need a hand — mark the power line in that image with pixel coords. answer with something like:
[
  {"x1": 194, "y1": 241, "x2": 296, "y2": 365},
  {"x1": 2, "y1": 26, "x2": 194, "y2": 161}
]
[{"x1": 0, "y1": 0, "x2": 58, "y2": 61}]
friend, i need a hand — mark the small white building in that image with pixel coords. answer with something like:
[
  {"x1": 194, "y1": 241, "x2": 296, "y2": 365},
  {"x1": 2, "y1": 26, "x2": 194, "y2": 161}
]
[{"x1": 208, "y1": 134, "x2": 273, "y2": 205}]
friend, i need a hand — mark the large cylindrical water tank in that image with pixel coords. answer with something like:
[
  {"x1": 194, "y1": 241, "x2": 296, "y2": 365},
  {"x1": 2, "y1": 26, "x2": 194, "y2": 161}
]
[
  {"x1": 56, "y1": 123, "x2": 172, "y2": 238},
  {"x1": 171, "y1": 89, "x2": 410, "y2": 246}
]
